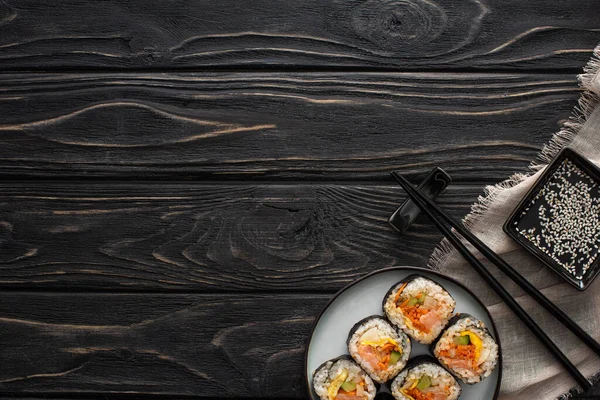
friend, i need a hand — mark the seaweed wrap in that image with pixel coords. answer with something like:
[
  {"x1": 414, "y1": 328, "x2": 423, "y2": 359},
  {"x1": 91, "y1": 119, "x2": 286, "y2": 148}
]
[
  {"x1": 390, "y1": 355, "x2": 461, "y2": 400},
  {"x1": 432, "y1": 313, "x2": 499, "y2": 384},
  {"x1": 383, "y1": 275, "x2": 456, "y2": 345},
  {"x1": 312, "y1": 355, "x2": 376, "y2": 400},
  {"x1": 347, "y1": 315, "x2": 411, "y2": 383}
]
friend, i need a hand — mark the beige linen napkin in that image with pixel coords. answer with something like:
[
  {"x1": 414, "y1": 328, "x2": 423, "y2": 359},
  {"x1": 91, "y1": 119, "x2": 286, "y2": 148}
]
[{"x1": 429, "y1": 44, "x2": 600, "y2": 399}]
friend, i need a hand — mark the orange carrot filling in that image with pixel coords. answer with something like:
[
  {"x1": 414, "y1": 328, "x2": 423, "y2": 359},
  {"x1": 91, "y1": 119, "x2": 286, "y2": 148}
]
[
  {"x1": 399, "y1": 305, "x2": 430, "y2": 332},
  {"x1": 439, "y1": 343, "x2": 478, "y2": 369},
  {"x1": 393, "y1": 282, "x2": 408, "y2": 304},
  {"x1": 404, "y1": 388, "x2": 436, "y2": 400}
]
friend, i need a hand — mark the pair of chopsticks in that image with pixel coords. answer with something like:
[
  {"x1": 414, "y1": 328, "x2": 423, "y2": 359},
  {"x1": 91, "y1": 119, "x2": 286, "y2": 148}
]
[{"x1": 392, "y1": 171, "x2": 599, "y2": 391}]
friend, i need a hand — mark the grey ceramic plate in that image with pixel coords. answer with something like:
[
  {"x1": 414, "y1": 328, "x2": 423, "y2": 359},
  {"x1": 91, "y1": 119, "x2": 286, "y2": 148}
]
[{"x1": 305, "y1": 266, "x2": 502, "y2": 400}]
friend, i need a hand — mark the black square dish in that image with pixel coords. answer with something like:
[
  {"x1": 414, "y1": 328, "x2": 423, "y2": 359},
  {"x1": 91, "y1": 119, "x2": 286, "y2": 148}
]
[{"x1": 504, "y1": 148, "x2": 600, "y2": 290}]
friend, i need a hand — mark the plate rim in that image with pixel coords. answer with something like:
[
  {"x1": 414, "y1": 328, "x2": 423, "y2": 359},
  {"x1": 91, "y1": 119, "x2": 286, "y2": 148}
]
[{"x1": 303, "y1": 265, "x2": 503, "y2": 400}]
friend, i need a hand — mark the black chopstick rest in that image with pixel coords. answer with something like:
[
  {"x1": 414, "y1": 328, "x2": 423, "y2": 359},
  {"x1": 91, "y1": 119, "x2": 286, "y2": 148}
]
[{"x1": 388, "y1": 167, "x2": 451, "y2": 234}]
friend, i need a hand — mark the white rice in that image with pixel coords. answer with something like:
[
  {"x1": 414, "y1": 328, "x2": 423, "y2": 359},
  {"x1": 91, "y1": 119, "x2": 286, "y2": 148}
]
[
  {"x1": 348, "y1": 316, "x2": 411, "y2": 383},
  {"x1": 433, "y1": 315, "x2": 499, "y2": 384},
  {"x1": 384, "y1": 277, "x2": 456, "y2": 344},
  {"x1": 391, "y1": 361, "x2": 461, "y2": 400},
  {"x1": 313, "y1": 357, "x2": 376, "y2": 400}
]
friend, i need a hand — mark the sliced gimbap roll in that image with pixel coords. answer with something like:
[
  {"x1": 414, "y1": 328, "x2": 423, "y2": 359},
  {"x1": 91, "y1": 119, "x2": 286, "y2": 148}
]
[
  {"x1": 347, "y1": 315, "x2": 411, "y2": 383},
  {"x1": 432, "y1": 313, "x2": 499, "y2": 384},
  {"x1": 383, "y1": 275, "x2": 456, "y2": 344},
  {"x1": 391, "y1": 356, "x2": 461, "y2": 400},
  {"x1": 312, "y1": 355, "x2": 376, "y2": 400}
]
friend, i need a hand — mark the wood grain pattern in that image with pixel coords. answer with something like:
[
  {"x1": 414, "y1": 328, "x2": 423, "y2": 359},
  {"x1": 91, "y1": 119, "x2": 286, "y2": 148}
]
[
  {"x1": 0, "y1": 292, "x2": 324, "y2": 397},
  {"x1": 0, "y1": 0, "x2": 598, "y2": 70},
  {"x1": 1, "y1": 293, "x2": 599, "y2": 398},
  {"x1": 0, "y1": 72, "x2": 580, "y2": 180},
  {"x1": 0, "y1": 182, "x2": 481, "y2": 291},
  {"x1": 2, "y1": 1, "x2": 599, "y2": 396}
]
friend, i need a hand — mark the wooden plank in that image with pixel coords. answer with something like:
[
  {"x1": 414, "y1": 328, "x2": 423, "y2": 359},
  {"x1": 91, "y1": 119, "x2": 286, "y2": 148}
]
[
  {"x1": 0, "y1": 292, "x2": 324, "y2": 397},
  {"x1": 0, "y1": 182, "x2": 481, "y2": 291},
  {"x1": 0, "y1": 293, "x2": 599, "y2": 398},
  {"x1": 0, "y1": 72, "x2": 580, "y2": 179},
  {"x1": 0, "y1": 0, "x2": 598, "y2": 70}
]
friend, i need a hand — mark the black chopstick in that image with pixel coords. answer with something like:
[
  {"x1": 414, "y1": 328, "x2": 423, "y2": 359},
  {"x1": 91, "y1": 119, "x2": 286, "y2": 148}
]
[
  {"x1": 391, "y1": 171, "x2": 592, "y2": 391},
  {"x1": 392, "y1": 171, "x2": 600, "y2": 359}
]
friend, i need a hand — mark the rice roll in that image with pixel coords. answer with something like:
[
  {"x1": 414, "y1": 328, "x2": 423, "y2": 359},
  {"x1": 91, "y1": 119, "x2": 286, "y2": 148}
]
[
  {"x1": 383, "y1": 275, "x2": 456, "y2": 344},
  {"x1": 432, "y1": 313, "x2": 499, "y2": 384},
  {"x1": 347, "y1": 315, "x2": 411, "y2": 383},
  {"x1": 312, "y1": 355, "x2": 376, "y2": 400},
  {"x1": 391, "y1": 356, "x2": 461, "y2": 400}
]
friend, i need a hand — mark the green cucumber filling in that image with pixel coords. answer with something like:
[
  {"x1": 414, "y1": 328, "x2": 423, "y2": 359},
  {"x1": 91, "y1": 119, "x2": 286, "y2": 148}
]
[
  {"x1": 389, "y1": 350, "x2": 402, "y2": 365},
  {"x1": 340, "y1": 380, "x2": 356, "y2": 392},
  {"x1": 416, "y1": 375, "x2": 432, "y2": 390},
  {"x1": 454, "y1": 334, "x2": 471, "y2": 346}
]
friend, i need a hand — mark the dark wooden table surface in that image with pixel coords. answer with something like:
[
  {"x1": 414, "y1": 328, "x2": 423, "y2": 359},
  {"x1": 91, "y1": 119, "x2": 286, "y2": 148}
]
[{"x1": 1, "y1": 1, "x2": 600, "y2": 398}]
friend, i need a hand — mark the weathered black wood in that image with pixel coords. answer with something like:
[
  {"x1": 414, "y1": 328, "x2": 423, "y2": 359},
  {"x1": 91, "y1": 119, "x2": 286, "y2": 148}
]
[
  {"x1": 0, "y1": 72, "x2": 580, "y2": 180},
  {"x1": 0, "y1": 0, "x2": 599, "y2": 70},
  {"x1": 0, "y1": 292, "x2": 598, "y2": 398},
  {"x1": 1, "y1": 1, "x2": 598, "y2": 397},
  {"x1": 0, "y1": 292, "x2": 324, "y2": 397},
  {"x1": 0, "y1": 182, "x2": 481, "y2": 291}
]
